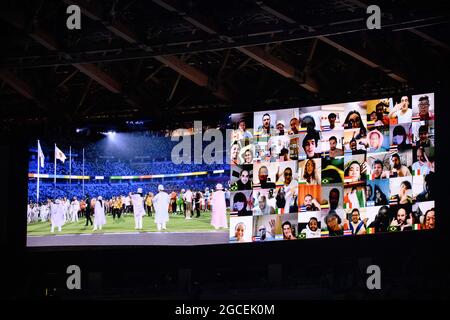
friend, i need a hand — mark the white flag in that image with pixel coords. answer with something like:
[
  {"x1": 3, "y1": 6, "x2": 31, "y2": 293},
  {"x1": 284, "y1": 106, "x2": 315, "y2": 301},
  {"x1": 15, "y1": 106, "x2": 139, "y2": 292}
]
[
  {"x1": 37, "y1": 141, "x2": 45, "y2": 168},
  {"x1": 55, "y1": 145, "x2": 67, "y2": 163}
]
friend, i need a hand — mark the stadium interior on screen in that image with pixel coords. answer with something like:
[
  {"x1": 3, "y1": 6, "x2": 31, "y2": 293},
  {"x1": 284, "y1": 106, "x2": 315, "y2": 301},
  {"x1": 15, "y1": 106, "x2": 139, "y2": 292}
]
[{"x1": 27, "y1": 93, "x2": 435, "y2": 246}]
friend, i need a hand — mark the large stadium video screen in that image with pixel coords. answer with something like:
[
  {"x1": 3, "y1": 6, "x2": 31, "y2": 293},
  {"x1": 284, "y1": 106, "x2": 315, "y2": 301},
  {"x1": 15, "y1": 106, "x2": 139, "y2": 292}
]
[{"x1": 26, "y1": 93, "x2": 435, "y2": 246}]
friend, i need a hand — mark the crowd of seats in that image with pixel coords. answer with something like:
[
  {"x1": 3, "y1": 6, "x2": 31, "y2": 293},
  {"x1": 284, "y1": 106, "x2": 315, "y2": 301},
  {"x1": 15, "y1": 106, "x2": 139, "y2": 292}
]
[
  {"x1": 28, "y1": 175, "x2": 230, "y2": 202},
  {"x1": 28, "y1": 132, "x2": 230, "y2": 202}
]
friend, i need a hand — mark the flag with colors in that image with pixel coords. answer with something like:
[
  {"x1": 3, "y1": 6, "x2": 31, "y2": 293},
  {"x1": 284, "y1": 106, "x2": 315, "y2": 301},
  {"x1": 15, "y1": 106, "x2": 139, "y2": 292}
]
[
  {"x1": 321, "y1": 230, "x2": 329, "y2": 238},
  {"x1": 343, "y1": 229, "x2": 353, "y2": 236},
  {"x1": 367, "y1": 227, "x2": 375, "y2": 234},
  {"x1": 413, "y1": 224, "x2": 421, "y2": 230}
]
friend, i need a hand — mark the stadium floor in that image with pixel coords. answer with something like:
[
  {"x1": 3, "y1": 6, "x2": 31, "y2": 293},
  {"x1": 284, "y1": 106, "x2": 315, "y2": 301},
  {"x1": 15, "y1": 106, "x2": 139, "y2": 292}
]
[{"x1": 27, "y1": 211, "x2": 230, "y2": 246}]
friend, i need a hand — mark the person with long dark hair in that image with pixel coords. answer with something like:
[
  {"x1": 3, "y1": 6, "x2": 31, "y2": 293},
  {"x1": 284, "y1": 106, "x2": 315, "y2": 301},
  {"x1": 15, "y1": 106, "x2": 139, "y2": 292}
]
[
  {"x1": 392, "y1": 125, "x2": 410, "y2": 149},
  {"x1": 344, "y1": 110, "x2": 367, "y2": 137},
  {"x1": 374, "y1": 185, "x2": 388, "y2": 205},
  {"x1": 233, "y1": 192, "x2": 251, "y2": 216},
  {"x1": 303, "y1": 159, "x2": 319, "y2": 184}
]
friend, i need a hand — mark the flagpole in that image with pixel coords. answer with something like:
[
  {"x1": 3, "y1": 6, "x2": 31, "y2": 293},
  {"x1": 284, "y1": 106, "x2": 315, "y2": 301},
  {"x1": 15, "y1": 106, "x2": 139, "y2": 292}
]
[
  {"x1": 54, "y1": 144, "x2": 56, "y2": 186},
  {"x1": 82, "y1": 148, "x2": 85, "y2": 196},
  {"x1": 37, "y1": 140, "x2": 40, "y2": 204},
  {"x1": 69, "y1": 146, "x2": 72, "y2": 191}
]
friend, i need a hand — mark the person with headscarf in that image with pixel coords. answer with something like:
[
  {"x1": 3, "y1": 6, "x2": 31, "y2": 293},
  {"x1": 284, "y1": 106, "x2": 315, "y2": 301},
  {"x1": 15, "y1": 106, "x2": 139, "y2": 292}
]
[
  {"x1": 93, "y1": 196, "x2": 106, "y2": 231},
  {"x1": 131, "y1": 187, "x2": 146, "y2": 230},
  {"x1": 210, "y1": 183, "x2": 228, "y2": 230},
  {"x1": 153, "y1": 184, "x2": 170, "y2": 231}
]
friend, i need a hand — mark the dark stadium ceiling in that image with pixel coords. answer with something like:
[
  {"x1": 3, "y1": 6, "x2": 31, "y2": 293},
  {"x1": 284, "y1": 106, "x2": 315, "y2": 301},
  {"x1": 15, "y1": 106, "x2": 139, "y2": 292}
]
[{"x1": 0, "y1": 0, "x2": 449, "y2": 131}]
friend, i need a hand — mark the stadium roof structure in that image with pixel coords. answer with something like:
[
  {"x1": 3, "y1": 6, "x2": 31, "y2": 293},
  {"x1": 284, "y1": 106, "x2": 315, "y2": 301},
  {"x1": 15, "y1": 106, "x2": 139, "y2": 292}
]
[{"x1": 0, "y1": 0, "x2": 449, "y2": 132}]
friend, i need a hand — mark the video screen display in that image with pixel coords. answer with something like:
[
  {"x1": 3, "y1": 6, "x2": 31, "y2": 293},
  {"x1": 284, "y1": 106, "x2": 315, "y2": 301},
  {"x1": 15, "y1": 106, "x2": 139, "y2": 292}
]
[
  {"x1": 26, "y1": 93, "x2": 435, "y2": 246},
  {"x1": 229, "y1": 93, "x2": 435, "y2": 242}
]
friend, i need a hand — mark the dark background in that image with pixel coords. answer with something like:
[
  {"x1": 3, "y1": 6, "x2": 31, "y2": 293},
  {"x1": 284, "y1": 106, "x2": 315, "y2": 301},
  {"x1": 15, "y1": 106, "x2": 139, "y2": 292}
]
[{"x1": 1, "y1": 0, "x2": 449, "y2": 300}]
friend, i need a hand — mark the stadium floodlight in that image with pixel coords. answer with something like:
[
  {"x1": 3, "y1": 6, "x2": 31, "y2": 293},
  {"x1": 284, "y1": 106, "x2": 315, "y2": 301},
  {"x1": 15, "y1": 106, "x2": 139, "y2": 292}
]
[{"x1": 107, "y1": 131, "x2": 116, "y2": 136}]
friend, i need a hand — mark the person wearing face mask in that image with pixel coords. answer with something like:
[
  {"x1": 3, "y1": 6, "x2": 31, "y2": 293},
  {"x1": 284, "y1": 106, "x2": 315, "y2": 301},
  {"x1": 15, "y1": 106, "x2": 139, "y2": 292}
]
[
  {"x1": 389, "y1": 153, "x2": 411, "y2": 177},
  {"x1": 301, "y1": 217, "x2": 321, "y2": 238},
  {"x1": 391, "y1": 125, "x2": 411, "y2": 149},
  {"x1": 232, "y1": 192, "x2": 251, "y2": 216},
  {"x1": 389, "y1": 96, "x2": 412, "y2": 124}
]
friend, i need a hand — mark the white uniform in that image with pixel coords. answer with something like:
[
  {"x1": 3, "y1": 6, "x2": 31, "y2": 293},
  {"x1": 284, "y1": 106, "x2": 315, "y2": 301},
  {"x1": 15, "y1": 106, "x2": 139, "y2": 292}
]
[
  {"x1": 93, "y1": 199, "x2": 106, "y2": 230},
  {"x1": 70, "y1": 200, "x2": 80, "y2": 222},
  {"x1": 131, "y1": 193, "x2": 145, "y2": 230},
  {"x1": 153, "y1": 191, "x2": 170, "y2": 230},
  {"x1": 40, "y1": 204, "x2": 48, "y2": 222},
  {"x1": 50, "y1": 201, "x2": 65, "y2": 232},
  {"x1": 27, "y1": 205, "x2": 32, "y2": 224}
]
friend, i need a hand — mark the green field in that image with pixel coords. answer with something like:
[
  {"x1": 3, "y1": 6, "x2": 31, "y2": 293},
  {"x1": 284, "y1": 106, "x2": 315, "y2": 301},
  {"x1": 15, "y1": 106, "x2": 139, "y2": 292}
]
[{"x1": 27, "y1": 211, "x2": 230, "y2": 236}]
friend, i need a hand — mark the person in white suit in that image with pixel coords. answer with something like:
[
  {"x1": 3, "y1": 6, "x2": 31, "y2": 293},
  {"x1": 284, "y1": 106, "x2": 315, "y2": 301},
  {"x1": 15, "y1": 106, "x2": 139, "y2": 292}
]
[
  {"x1": 153, "y1": 184, "x2": 170, "y2": 231},
  {"x1": 93, "y1": 196, "x2": 106, "y2": 231},
  {"x1": 50, "y1": 199, "x2": 65, "y2": 232},
  {"x1": 70, "y1": 196, "x2": 80, "y2": 222},
  {"x1": 131, "y1": 188, "x2": 146, "y2": 230}
]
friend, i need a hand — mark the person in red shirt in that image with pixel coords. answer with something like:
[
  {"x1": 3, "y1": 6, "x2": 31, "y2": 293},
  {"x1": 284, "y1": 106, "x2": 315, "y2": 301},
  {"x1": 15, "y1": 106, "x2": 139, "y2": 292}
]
[{"x1": 375, "y1": 102, "x2": 390, "y2": 126}]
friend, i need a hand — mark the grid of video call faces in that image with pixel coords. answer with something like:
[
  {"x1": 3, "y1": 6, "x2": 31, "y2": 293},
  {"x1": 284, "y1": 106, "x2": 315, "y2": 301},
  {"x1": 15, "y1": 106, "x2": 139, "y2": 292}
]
[{"x1": 228, "y1": 93, "x2": 435, "y2": 243}]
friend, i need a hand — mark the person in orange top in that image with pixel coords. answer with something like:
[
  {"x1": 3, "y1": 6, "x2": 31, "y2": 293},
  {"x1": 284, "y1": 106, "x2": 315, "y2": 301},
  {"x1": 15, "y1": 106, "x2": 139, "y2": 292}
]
[{"x1": 170, "y1": 191, "x2": 177, "y2": 214}]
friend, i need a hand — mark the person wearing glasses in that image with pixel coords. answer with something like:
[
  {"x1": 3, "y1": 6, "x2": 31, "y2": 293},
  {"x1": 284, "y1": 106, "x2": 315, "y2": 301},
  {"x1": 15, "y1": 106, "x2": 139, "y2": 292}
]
[{"x1": 416, "y1": 95, "x2": 434, "y2": 121}]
